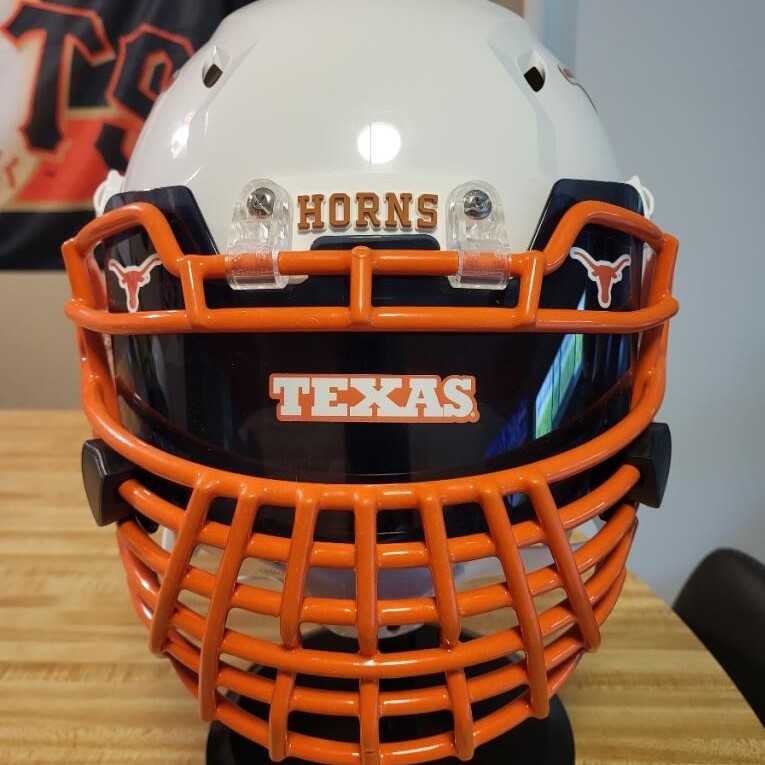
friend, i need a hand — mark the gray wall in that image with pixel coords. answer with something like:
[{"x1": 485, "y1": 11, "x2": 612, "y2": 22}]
[
  {"x1": 536, "y1": 0, "x2": 765, "y2": 601},
  {"x1": 0, "y1": 273, "x2": 80, "y2": 408}
]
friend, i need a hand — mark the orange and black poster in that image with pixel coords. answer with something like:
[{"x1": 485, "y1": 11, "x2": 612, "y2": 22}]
[{"x1": 0, "y1": 0, "x2": 250, "y2": 268}]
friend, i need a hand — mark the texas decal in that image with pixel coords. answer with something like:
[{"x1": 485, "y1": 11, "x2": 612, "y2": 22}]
[{"x1": 270, "y1": 375, "x2": 480, "y2": 424}]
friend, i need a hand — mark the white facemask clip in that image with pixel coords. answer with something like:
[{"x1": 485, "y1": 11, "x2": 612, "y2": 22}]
[
  {"x1": 93, "y1": 170, "x2": 125, "y2": 217},
  {"x1": 627, "y1": 175, "x2": 655, "y2": 220}
]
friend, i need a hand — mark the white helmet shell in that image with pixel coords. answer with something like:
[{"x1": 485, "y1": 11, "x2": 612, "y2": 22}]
[{"x1": 123, "y1": 0, "x2": 620, "y2": 254}]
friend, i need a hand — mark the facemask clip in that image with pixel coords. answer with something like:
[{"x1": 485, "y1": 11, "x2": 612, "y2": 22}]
[
  {"x1": 446, "y1": 181, "x2": 513, "y2": 290},
  {"x1": 226, "y1": 179, "x2": 306, "y2": 290}
]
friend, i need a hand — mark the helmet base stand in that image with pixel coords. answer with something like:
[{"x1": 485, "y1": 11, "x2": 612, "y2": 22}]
[{"x1": 205, "y1": 626, "x2": 574, "y2": 765}]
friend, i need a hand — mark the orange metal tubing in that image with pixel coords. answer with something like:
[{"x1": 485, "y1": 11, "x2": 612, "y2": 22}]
[{"x1": 63, "y1": 200, "x2": 678, "y2": 336}]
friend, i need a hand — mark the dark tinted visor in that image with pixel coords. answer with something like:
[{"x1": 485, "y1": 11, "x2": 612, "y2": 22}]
[{"x1": 103, "y1": 180, "x2": 644, "y2": 490}]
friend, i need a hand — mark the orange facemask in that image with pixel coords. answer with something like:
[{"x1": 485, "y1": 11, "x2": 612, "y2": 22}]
[{"x1": 63, "y1": 196, "x2": 677, "y2": 764}]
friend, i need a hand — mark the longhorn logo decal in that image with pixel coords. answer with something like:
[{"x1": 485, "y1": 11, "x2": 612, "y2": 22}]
[
  {"x1": 569, "y1": 247, "x2": 631, "y2": 308},
  {"x1": 108, "y1": 255, "x2": 163, "y2": 313}
]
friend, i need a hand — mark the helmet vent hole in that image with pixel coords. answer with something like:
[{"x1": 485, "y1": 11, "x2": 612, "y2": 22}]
[
  {"x1": 519, "y1": 50, "x2": 547, "y2": 93},
  {"x1": 524, "y1": 64, "x2": 545, "y2": 92},
  {"x1": 203, "y1": 62, "x2": 223, "y2": 88}
]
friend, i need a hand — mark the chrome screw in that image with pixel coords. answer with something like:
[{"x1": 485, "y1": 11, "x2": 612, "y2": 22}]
[
  {"x1": 463, "y1": 189, "x2": 492, "y2": 220},
  {"x1": 247, "y1": 187, "x2": 276, "y2": 218}
]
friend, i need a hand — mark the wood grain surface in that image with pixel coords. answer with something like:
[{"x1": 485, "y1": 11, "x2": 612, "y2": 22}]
[{"x1": 1, "y1": 411, "x2": 762, "y2": 764}]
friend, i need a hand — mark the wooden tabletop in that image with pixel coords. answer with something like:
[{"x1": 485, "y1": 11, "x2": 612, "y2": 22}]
[{"x1": 1, "y1": 410, "x2": 763, "y2": 764}]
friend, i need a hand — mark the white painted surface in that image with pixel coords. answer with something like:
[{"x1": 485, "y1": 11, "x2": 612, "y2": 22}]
[
  {"x1": 125, "y1": 0, "x2": 620, "y2": 254},
  {"x1": 557, "y1": 0, "x2": 765, "y2": 601}
]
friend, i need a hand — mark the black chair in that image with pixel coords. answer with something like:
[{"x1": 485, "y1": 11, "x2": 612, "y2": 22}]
[{"x1": 674, "y1": 548, "x2": 765, "y2": 726}]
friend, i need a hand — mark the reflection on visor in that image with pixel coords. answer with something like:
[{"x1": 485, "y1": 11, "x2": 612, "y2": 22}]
[{"x1": 536, "y1": 292, "x2": 587, "y2": 439}]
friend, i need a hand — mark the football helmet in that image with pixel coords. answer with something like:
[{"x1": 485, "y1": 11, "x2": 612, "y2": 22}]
[{"x1": 63, "y1": 0, "x2": 678, "y2": 762}]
